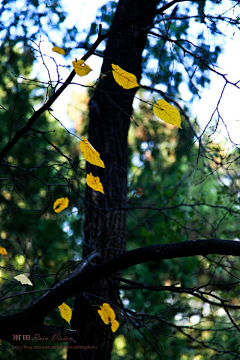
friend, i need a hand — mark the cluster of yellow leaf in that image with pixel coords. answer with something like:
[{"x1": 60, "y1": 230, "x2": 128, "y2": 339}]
[
  {"x1": 52, "y1": 44, "x2": 181, "y2": 128},
  {"x1": 52, "y1": 47, "x2": 65, "y2": 55},
  {"x1": 14, "y1": 274, "x2": 33, "y2": 286},
  {"x1": 58, "y1": 302, "x2": 72, "y2": 324},
  {"x1": 80, "y1": 136, "x2": 105, "y2": 194},
  {"x1": 0, "y1": 246, "x2": 7, "y2": 255},
  {"x1": 98, "y1": 303, "x2": 119, "y2": 333},
  {"x1": 52, "y1": 48, "x2": 92, "y2": 78},
  {"x1": 110, "y1": 64, "x2": 181, "y2": 128},
  {"x1": 49, "y1": 55, "x2": 180, "y2": 202},
  {"x1": 53, "y1": 197, "x2": 69, "y2": 213}
]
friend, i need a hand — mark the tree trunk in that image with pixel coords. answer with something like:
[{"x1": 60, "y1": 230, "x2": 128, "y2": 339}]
[{"x1": 68, "y1": 1, "x2": 159, "y2": 359}]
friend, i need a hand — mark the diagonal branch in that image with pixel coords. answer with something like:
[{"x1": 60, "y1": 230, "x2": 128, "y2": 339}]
[{"x1": 0, "y1": 0, "x2": 187, "y2": 162}]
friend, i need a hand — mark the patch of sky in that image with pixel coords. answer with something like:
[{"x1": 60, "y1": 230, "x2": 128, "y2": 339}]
[
  {"x1": 62, "y1": 221, "x2": 73, "y2": 236},
  {"x1": 141, "y1": 142, "x2": 148, "y2": 151},
  {"x1": 71, "y1": 207, "x2": 79, "y2": 218},
  {"x1": 190, "y1": 314, "x2": 200, "y2": 325},
  {"x1": 132, "y1": 154, "x2": 144, "y2": 167}
]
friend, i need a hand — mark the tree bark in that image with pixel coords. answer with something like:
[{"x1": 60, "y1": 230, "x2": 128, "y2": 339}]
[{"x1": 68, "y1": 1, "x2": 160, "y2": 359}]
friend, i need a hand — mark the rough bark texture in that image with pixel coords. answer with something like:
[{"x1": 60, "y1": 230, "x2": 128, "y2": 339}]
[{"x1": 68, "y1": 1, "x2": 160, "y2": 359}]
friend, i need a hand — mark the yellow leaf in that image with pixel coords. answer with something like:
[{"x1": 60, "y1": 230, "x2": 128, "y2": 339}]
[
  {"x1": 14, "y1": 274, "x2": 33, "y2": 286},
  {"x1": 112, "y1": 64, "x2": 139, "y2": 89},
  {"x1": 98, "y1": 303, "x2": 119, "y2": 332},
  {"x1": 0, "y1": 246, "x2": 7, "y2": 255},
  {"x1": 53, "y1": 197, "x2": 69, "y2": 213},
  {"x1": 80, "y1": 137, "x2": 105, "y2": 168},
  {"x1": 111, "y1": 320, "x2": 119, "y2": 333},
  {"x1": 52, "y1": 47, "x2": 65, "y2": 55},
  {"x1": 86, "y1": 173, "x2": 104, "y2": 194},
  {"x1": 72, "y1": 60, "x2": 92, "y2": 77},
  {"x1": 102, "y1": 303, "x2": 115, "y2": 321},
  {"x1": 98, "y1": 306, "x2": 110, "y2": 325},
  {"x1": 58, "y1": 303, "x2": 72, "y2": 325},
  {"x1": 153, "y1": 99, "x2": 182, "y2": 128}
]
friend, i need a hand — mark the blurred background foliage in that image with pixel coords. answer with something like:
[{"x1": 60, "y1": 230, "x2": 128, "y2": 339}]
[{"x1": 1, "y1": 0, "x2": 240, "y2": 359}]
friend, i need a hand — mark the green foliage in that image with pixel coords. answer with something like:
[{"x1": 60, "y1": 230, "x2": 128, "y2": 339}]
[
  {"x1": 0, "y1": 16, "x2": 84, "y2": 358},
  {"x1": 1, "y1": 1, "x2": 240, "y2": 359},
  {"x1": 118, "y1": 94, "x2": 240, "y2": 358}
]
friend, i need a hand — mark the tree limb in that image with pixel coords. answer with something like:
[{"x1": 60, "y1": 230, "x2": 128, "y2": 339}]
[{"x1": 1, "y1": 238, "x2": 240, "y2": 343}]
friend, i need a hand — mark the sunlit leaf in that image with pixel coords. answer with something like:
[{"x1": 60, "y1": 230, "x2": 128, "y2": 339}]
[
  {"x1": 0, "y1": 246, "x2": 7, "y2": 255},
  {"x1": 52, "y1": 47, "x2": 65, "y2": 55},
  {"x1": 72, "y1": 60, "x2": 92, "y2": 77},
  {"x1": 111, "y1": 64, "x2": 139, "y2": 89},
  {"x1": 14, "y1": 274, "x2": 33, "y2": 286},
  {"x1": 153, "y1": 99, "x2": 182, "y2": 128},
  {"x1": 58, "y1": 303, "x2": 72, "y2": 325},
  {"x1": 86, "y1": 173, "x2": 104, "y2": 194},
  {"x1": 80, "y1": 137, "x2": 105, "y2": 168},
  {"x1": 53, "y1": 197, "x2": 69, "y2": 213},
  {"x1": 98, "y1": 303, "x2": 119, "y2": 332}
]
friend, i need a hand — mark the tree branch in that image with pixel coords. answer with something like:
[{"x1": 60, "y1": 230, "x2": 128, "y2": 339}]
[
  {"x1": 0, "y1": 0, "x2": 186, "y2": 162},
  {"x1": 1, "y1": 238, "x2": 240, "y2": 343}
]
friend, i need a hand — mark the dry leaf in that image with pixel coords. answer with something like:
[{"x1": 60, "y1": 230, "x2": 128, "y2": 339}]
[
  {"x1": 111, "y1": 64, "x2": 139, "y2": 89},
  {"x1": 80, "y1": 137, "x2": 105, "y2": 168},
  {"x1": 86, "y1": 173, "x2": 104, "y2": 194},
  {"x1": 0, "y1": 246, "x2": 7, "y2": 255},
  {"x1": 135, "y1": 187, "x2": 144, "y2": 196},
  {"x1": 72, "y1": 60, "x2": 92, "y2": 77},
  {"x1": 14, "y1": 274, "x2": 33, "y2": 286},
  {"x1": 52, "y1": 47, "x2": 65, "y2": 55},
  {"x1": 58, "y1": 303, "x2": 72, "y2": 325},
  {"x1": 53, "y1": 197, "x2": 69, "y2": 213},
  {"x1": 153, "y1": 99, "x2": 182, "y2": 128}
]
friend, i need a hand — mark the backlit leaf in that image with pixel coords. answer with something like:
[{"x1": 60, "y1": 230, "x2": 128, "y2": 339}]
[
  {"x1": 98, "y1": 303, "x2": 119, "y2": 332},
  {"x1": 111, "y1": 64, "x2": 139, "y2": 89},
  {"x1": 53, "y1": 197, "x2": 69, "y2": 213},
  {"x1": 111, "y1": 320, "x2": 119, "y2": 333},
  {"x1": 58, "y1": 303, "x2": 72, "y2": 325},
  {"x1": 80, "y1": 137, "x2": 105, "y2": 168},
  {"x1": 52, "y1": 47, "x2": 65, "y2": 55},
  {"x1": 153, "y1": 99, "x2": 182, "y2": 128},
  {"x1": 98, "y1": 306, "x2": 110, "y2": 325},
  {"x1": 14, "y1": 274, "x2": 33, "y2": 286},
  {"x1": 72, "y1": 60, "x2": 92, "y2": 77},
  {"x1": 0, "y1": 246, "x2": 7, "y2": 255},
  {"x1": 86, "y1": 173, "x2": 104, "y2": 194}
]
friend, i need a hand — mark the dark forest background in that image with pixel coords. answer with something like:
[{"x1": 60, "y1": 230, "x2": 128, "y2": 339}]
[{"x1": 1, "y1": 1, "x2": 240, "y2": 359}]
